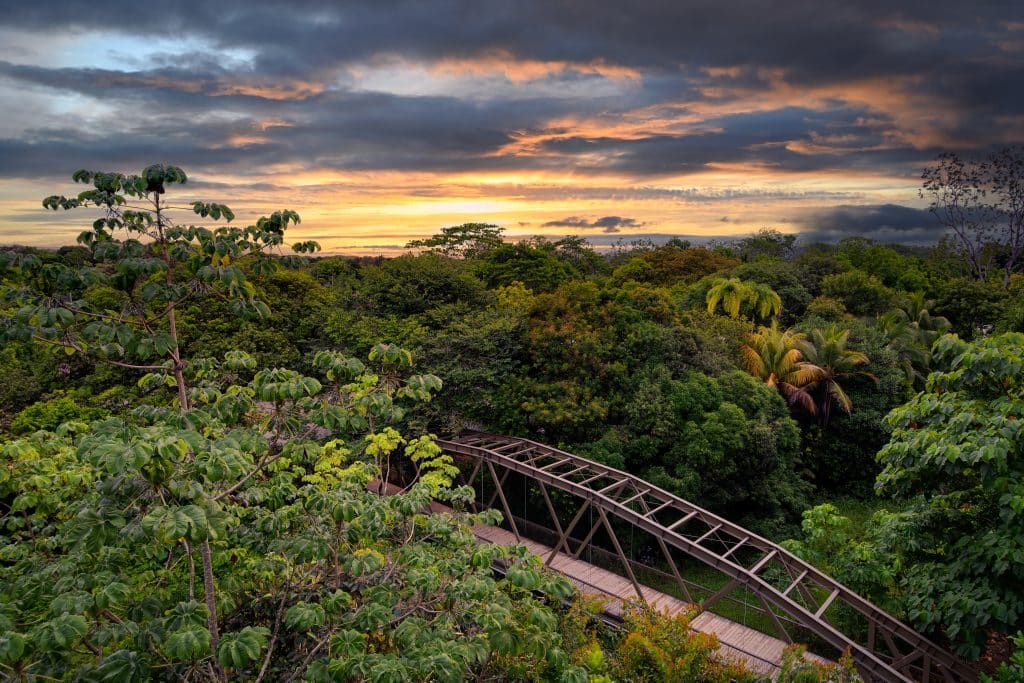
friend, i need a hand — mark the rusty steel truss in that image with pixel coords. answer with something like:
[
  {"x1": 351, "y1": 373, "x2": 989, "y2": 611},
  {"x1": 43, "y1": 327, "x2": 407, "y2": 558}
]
[{"x1": 435, "y1": 431, "x2": 975, "y2": 683}]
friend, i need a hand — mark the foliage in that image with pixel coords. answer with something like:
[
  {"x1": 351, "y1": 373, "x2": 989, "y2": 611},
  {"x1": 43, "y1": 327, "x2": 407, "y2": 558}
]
[
  {"x1": 0, "y1": 341, "x2": 46, "y2": 417},
  {"x1": 740, "y1": 322, "x2": 816, "y2": 413},
  {"x1": 734, "y1": 228, "x2": 797, "y2": 262},
  {"x1": 932, "y1": 277, "x2": 1008, "y2": 338},
  {"x1": 776, "y1": 644, "x2": 862, "y2": 683},
  {"x1": 796, "y1": 323, "x2": 907, "y2": 493},
  {"x1": 875, "y1": 333, "x2": 1024, "y2": 656},
  {"x1": 996, "y1": 274, "x2": 1024, "y2": 333},
  {"x1": 820, "y1": 271, "x2": 897, "y2": 317},
  {"x1": 477, "y1": 240, "x2": 579, "y2": 292},
  {"x1": 5, "y1": 198, "x2": 1023, "y2": 673},
  {"x1": 834, "y1": 239, "x2": 928, "y2": 293},
  {"x1": 783, "y1": 505, "x2": 897, "y2": 619},
  {"x1": 0, "y1": 348, "x2": 588, "y2": 681},
  {"x1": 730, "y1": 259, "x2": 812, "y2": 323},
  {"x1": 10, "y1": 390, "x2": 109, "y2": 434},
  {"x1": 603, "y1": 368, "x2": 809, "y2": 534},
  {"x1": 405, "y1": 222, "x2": 505, "y2": 259},
  {"x1": 805, "y1": 296, "x2": 848, "y2": 322},
  {"x1": 615, "y1": 246, "x2": 738, "y2": 286},
  {"x1": 705, "y1": 277, "x2": 782, "y2": 321},
  {"x1": 793, "y1": 250, "x2": 847, "y2": 297},
  {"x1": 0, "y1": 165, "x2": 591, "y2": 682},
  {"x1": 357, "y1": 253, "x2": 491, "y2": 316},
  {"x1": 607, "y1": 605, "x2": 758, "y2": 683},
  {"x1": 2, "y1": 164, "x2": 313, "y2": 409},
  {"x1": 795, "y1": 326, "x2": 874, "y2": 426}
]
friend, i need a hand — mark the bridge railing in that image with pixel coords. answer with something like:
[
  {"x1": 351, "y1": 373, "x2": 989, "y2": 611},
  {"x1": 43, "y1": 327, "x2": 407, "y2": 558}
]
[{"x1": 437, "y1": 432, "x2": 976, "y2": 683}]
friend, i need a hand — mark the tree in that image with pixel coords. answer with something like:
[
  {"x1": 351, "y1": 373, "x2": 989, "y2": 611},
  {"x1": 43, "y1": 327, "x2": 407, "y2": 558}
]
[
  {"x1": 356, "y1": 253, "x2": 490, "y2": 316},
  {"x1": 746, "y1": 280, "x2": 784, "y2": 320},
  {"x1": 405, "y1": 222, "x2": 505, "y2": 259},
  {"x1": 876, "y1": 310, "x2": 930, "y2": 386},
  {"x1": 734, "y1": 227, "x2": 797, "y2": 262},
  {"x1": 552, "y1": 235, "x2": 609, "y2": 277},
  {"x1": 900, "y1": 291, "x2": 952, "y2": 346},
  {"x1": 731, "y1": 259, "x2": 812, "y2": 322},
  {"x1": 876, "y1": 293, "x2": 951, "y2": 386},
  {"x1": 11, "y1": 165, "x2": 315, "y2": 409},
  {"x1": 820, "y1": 270, "x2": 897, "y2": 317},
  {"x1": 705, "y1": 277, "x2": 783, "y2": 322},
  {"x1": 0, "y1": 167, "x2": 588, "y2": 681},
  {"x1": 932, "y1": 277, "x2": 1008, "y2": 339},
  {"x1": 921, "y1": 147, "x2": 1024, "y2": 287},
  {"x1": 875, "y1": 332, "x2": 1024, "y2": 656},
  {"x1": 625, "y1": 245, "x2": 738, "y2": 286},
  {"x1": 705, "y1": 277, "x2": 750, "y2": 317},
  {"x1": 740, "y1": 322, "x2": 816, "y2": 414},
  {"x1": 0, "y1": 345, "x2": 591, "y2": 681},
  {"x1": 477, "y1": 240, "x2": 576, "y2": 292},
  {"x1": 796, "y1": 326, "x2": 874, "y2": 426}
]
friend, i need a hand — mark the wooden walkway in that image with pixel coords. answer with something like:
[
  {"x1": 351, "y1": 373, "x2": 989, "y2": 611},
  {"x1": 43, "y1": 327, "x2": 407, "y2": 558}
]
[
  {"x1": 471, "y1": 519, "x2": 830, "y2": 678},
  {"x1": 378, "y1": 481, "x2": 827, "y2": 677}
]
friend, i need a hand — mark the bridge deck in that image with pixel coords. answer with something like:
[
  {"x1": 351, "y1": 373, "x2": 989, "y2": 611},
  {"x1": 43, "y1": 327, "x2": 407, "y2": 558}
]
[
  {"x1": 438, "y1": 432, "x2": 976, "y2": 682},
  {"x1": 472, "y1": 516, "x2": 829, "y2": 678},
  {"x1": 380, "y1": 481, "x2": 815, "y2": 677}
]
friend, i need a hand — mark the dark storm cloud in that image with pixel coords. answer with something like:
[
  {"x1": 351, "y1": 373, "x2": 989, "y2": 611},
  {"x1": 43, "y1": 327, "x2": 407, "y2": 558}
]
[
  {"x1": 4, "y1": 2, "x2": 1015, "y2": 77},
  {"x1": 541, "y1": 216, "x2": 645, "y2": 233},
  {"x1": 0, "y1": 0, "x2": 1022, "y2": 245},
  {"x1": 1, "y1": 55, "x2": 657, "y2": 178},
  {"x1": 797, "y1": 204, "x2": 945, "y2": 244},
  {"x1": 1, "y1": 2, "x2": 1020, "y2": 175}
]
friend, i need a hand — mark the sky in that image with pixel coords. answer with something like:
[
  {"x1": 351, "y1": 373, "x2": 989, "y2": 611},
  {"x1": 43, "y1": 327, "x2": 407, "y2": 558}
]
[{"x1": 0, "y1": 1, "x2": 1022, "y2": 254}]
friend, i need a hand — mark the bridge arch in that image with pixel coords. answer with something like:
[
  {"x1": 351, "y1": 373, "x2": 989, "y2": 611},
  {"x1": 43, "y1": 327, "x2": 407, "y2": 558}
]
[{"x1": 436, "y1": 432, "x2": 974, "y2": 683}]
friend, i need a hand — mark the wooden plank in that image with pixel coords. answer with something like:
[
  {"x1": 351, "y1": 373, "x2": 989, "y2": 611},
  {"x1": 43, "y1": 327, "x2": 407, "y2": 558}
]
[
  {"x1": 377, "y1": 475, "x2": 847, "y2": 679},
  {"x1": 467, "y1": 516, "x2": 831, "y2": 673}
]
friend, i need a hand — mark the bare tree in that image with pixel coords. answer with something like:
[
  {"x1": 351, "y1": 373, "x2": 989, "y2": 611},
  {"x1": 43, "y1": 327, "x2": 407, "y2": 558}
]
[
  {"x1": 990, "y1": 147, "x2": 1024, "y2": 288},
  {"x1": 921, "y1": 146, "x2": 1024, "y2": 288}
]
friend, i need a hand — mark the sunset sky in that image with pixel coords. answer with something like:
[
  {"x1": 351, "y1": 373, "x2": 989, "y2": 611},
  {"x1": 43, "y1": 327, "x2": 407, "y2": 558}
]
[{"x1": 1, "y1": 2, "x2": 1022, "y2": 253}]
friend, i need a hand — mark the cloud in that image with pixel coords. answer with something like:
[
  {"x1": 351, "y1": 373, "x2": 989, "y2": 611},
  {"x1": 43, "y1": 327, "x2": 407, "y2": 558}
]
[
  {"x1": 541, "y1": 215, "x2": 645, "y2": 233},
  {"x1": 796, "y1": 204, "x2": 945, "y2": 244},
  {"x1": 0, "y1": 1, "x2": 1021, "y2": 249}
]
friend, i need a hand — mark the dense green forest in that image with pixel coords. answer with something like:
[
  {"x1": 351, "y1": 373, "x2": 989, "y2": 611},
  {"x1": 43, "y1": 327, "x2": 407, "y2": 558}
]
[{"x1": 0, "y1": 164, "x2": 1022, "y2": 681}]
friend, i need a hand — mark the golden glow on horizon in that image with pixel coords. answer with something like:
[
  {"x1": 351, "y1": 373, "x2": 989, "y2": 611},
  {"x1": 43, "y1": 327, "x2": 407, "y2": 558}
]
[
  {"x1": 0, "y1": 54, "x2": 943, "y2": 254},
  {"x1": 0, "y1": 161, "x2": 923, "y2": 255}
]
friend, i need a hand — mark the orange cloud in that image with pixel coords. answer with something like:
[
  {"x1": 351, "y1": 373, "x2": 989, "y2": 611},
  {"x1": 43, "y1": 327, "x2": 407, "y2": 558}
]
[{"x1": 425, "y1": 50, "x2": 642, "y2": 83}]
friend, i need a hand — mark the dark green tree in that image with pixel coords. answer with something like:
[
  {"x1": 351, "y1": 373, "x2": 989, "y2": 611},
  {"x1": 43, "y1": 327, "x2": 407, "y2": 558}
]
[
  {"x1": 405, "y1": 222, "x2": 505, "y2": 259},
  {"x1": 875, "y1": 332, "x2": 1024, "y2": 656}
]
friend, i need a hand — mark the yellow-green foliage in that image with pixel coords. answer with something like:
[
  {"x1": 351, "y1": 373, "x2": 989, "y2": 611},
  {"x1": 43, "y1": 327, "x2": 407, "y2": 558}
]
[
  {"x1": 777, "y1": 644, "x2": 862, "y2": 682},
  {"x1": 611, "y1": 606, "x2": 757, "y2": 683}
]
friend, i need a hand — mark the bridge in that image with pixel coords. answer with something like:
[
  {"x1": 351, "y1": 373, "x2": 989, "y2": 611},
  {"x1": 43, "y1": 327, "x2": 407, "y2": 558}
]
[{"x1": 434, "y1": 432, "x2": 975, "y2": 683}]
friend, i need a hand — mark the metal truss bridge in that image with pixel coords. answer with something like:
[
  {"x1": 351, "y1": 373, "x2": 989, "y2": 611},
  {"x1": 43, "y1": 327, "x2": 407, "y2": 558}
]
[{"x1": 435, "y1": 432, "x2": 975, "y2": 683}]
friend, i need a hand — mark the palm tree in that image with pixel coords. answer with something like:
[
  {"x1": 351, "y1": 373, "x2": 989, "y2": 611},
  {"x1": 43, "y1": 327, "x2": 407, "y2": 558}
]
[
  {"x1": 740, "y1": 322, "x2": 818, "y2": 413},
  {"x1": 706, "y1": 277, "x2": 752, "y2": 318},
  {"x1": 902, "y1": 291, "x2": 952, "y2": 347},
  {"x1": 796, "y1": 326, "x2": 875, "y2": 426},
  {"x1": 877, "y1": 294, "x2": 952, "y2": 386},
  {"x1": 744, "y1": 281, "x2": 783, "y2": 321},
  {"x1": 877, "y1": 309, "x2": 929, "y2": 386}
]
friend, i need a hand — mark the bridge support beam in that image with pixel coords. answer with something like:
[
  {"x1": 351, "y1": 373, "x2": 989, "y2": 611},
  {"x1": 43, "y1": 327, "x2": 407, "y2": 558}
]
[{"x1": 438, "y1": 433, "x2": 976, "y2": 683}]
